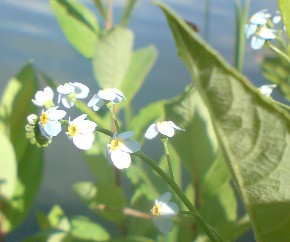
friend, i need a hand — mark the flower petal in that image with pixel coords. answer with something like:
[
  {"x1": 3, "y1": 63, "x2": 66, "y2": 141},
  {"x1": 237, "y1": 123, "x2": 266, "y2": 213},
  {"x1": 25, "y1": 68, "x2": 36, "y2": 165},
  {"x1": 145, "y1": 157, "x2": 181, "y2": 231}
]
[
  {"x1": 57, "y1": 83, "x2": 74, "y2": 94},
  {"x1": 153, "y1": 217, "x2": 173, "y2": 234},
  {"x1": 43, "y1": 120, "x2": 61, "y2": 137},
  {"x1": 117, "y1": 131, "x2": 134, "y2": 140},
  {"x1": 251, "y1": 36, "x2": 265, "y2": 49},
  {"x1": 156, "y1": 192, "x2": 172, "y2": 204},
  {"x1": 157, "y1": 122, "x2": 175, "y2": 137},
  {"x1": 159, "y1": 202, "x2": 179, "y2": 218},
  {"x1": 110, "y1": 149, "x2": 131, "y2": 169},
  {"x1": 77, "y1": 120, "x2": 97, "y2": 134},
  {"x1": 98, "y1": 89, "x2": 116, "y2": 101},
  {"x1": 168, "y1": 121, "x2": 184, "y2": 131},
  {"x1": 71, "y1": 114, "x2": 87, "y2": 124},
  {"x1": 48, "y1": 110, "x2": 66, "y2": 121},
  {"x1": 258, "y1": 27, "x2": 276, "y2": 39},
  {"x1": 72, "y1": 133, "x2": 94, "y2": 150},
  {"x1": 61, "y1": 96, "x2": 74, "y2": 108},
  {"x1": 145, "y1": 124, "x2": 159, "y2": 139},
  {"x1": 71, "y1": 82, "x2": 89, "y2": 99},
  {"x1": 120, "y1": 139, "x2": 140, "y2": 153},
  {"x1": 44, "y1": 87, "x2": 54, "y2": 99},
  {"x1": 245, "y1": 24, "x2": 257, "y2": 38}
]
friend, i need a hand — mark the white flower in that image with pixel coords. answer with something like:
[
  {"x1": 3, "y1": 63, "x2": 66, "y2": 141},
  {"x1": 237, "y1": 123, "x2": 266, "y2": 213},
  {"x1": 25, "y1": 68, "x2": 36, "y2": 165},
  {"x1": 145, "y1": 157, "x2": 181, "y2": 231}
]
[
  {"x1": 272, "y1": 11, "x2": 282, "y2": 24},
  {"x1": 27, "y1": 114, "x2": 38, "y2": 125},
  {"x1": 88, "y1": 88, "x2": 125, "y2": 111},
  {"x1": 259, "y1": 84, "x2": 276, "y2": 97},
  {"x1": 245, "y1": 9, "x2": 271, "y2": 38},
  {"x1": 38, "y1": 106, "x2": 66, "y2": 138},
  {"x1": 151, "y1": 192, "x2": 179, "y2": 234},
  {"x1": 250, "y1": 26, "x2": 276, "y2": 49},
  {"x1": 145, "y1": 121, "x2": 184, "y2": 140},
  {"x1": 66, "y1": 114, "x2": 97, "y2": 150},
  {"x1": 32, "y1": 87, "x2": 54, "y2": 107},
  {"x1": 106, "y1": 131, "x2": 140, "y2": 169},
  {"x1": 57, "y1": 82, "x2": 89, "y2": 108}
]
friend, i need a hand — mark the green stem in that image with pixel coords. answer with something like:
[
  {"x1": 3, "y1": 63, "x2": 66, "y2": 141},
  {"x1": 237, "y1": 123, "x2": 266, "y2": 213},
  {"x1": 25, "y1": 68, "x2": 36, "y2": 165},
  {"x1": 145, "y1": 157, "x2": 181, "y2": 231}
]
[
  {"x1": 161, "y1": 138, "x2": 174, "y2": 181},
  {"x1": 272, "y1": 100, "x2": 290, "y2": 111},
  {"x1": 181, "y1": 211, "x2": 223, "y2": 241},
  {"x1": 107, "y1": 104, "x2": 121, "y2": 133},
  {"x1": 134, "y1": 152, "x2": 223, "y2": 242},
  {"x1": 267, "y1": 43, "x2": 290, "y2": 64}
]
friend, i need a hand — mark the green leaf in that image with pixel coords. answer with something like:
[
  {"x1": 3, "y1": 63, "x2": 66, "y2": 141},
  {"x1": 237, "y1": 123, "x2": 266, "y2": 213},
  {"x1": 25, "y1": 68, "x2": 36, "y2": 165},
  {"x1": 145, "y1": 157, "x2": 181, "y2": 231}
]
[
  {"x1": 0, "y1": 63, "x2": 38, "y2": 161},
  {"x1": 73, "y1": 181, "x2": 127, "y2": 223},
  {"x1": 0, "y1": 63, "x2": 44, "y2": 232},
  {"x1": 129, "y1": 100, "x2": 165, "y2": 141},
  {"x1": 92, "y1": 26, "x2": 133, "y2": 88},
  {"x1": 120, "y1": 0, "x2": 138, "y2": 26},
  {"x1": 156, "y1": 2, "x2": 290, "y2": 242},
  {"x1": 110, "y1": 237, "x2": 154, "y2": 242},
  {"x1": 278, "y1": 0, "x2": 290, "y2": 40},
  {"x1": 0, "y1": 134, "x2": 17, "y2": 200},
  {"x1": 50, "y1": 0, "x2": 99, "y2": 58},
  {"x1": 120, "y1": 46, "x2": 157, "y2": 103},
  {"x1": 71, "y1": 216, "x2": 110, "y2": 241},
  {"x1": 165, "y1": 86, "x2": 247, "y2": 240}
]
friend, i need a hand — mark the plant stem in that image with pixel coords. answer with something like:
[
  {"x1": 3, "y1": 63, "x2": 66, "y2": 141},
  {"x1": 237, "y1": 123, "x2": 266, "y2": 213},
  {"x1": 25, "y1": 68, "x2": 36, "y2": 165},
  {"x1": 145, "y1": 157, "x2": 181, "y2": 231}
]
[
  {"x1": 161, "y1": 138, "x2": 175, "y2": 181},
  {"x1": 267, "y1": 43, "x2": 290, "y2": 64},
  {"x1": 134, "y1": 152, "x2": 223, "y2": 242},
  {"x1": 107, "y1": 104, "x2": 121, "y2": 133},
  {"x1": 105, "y1": 0, "x2": 113, "y2": 30},
  {"x1": 181, "y1": 211, "x2": 224, "y2": 241}
]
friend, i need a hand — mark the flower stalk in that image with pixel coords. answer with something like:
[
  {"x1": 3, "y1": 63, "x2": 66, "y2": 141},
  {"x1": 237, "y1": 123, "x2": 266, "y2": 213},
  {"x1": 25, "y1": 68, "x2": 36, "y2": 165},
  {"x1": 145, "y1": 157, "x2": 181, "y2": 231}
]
[{"x1": 161, "y1": 138, "x2": 175, "y2": 181}]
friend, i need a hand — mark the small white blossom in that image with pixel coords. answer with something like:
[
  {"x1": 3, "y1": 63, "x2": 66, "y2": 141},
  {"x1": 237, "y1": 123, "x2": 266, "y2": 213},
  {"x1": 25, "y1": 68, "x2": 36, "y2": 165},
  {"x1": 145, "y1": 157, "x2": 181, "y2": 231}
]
[
  {"x1": 66, "y1": 114, "x2": 97, "y2": 150},
  {"x1": 250, "y1": 26, "x2": 276, "y2": 49},
  {"x1": 32, "y1": 87, "x2": 54, "y2": 107},
  {"x1": 27, "y1": 114, "x2": 38, "y2": 125},
  {"x1": 88, "y1": 88, "x2": 125, "y2": 111},
  {"x1": 145, "y1": 121, "x2": 184, "y2": 140},
  {"x1": 259, "y1": 84, "x2": 276, "y2": 97},
  {"x1": 107, "y1": 131, "x2": 140, "y2": 169},
  {"x1": 151, "y1": 192, "x2": 179, "y2": 234},
  {"x1": 245, "y1": 9, "x2": 271, "y2": 38},
  {"x1": 57, "y1": 82, "x2": 89, "y2": 108},
  {"x1": 38, "y1": 106, "x2": 66, "y2": 138}
]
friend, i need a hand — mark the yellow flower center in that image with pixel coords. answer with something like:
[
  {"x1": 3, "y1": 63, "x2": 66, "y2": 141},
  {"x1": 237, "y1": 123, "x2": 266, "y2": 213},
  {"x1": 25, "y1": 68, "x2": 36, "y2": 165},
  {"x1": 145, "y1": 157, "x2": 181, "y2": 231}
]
[
  {"x1": 157, "y1": 121, "x2": 166, "y2": 126},
  {"x1": 68, "y1": 124, "x2": 78, "y2": 137},
  {"x1": 40, "y1": 113, "x2": 49, "y2": 125},
  {"x1": 151, "y1": 204, "x2": 161, "y2": 217},
  {"x1": 110, "y1": 138, "x2": 122, "y2": 151}
]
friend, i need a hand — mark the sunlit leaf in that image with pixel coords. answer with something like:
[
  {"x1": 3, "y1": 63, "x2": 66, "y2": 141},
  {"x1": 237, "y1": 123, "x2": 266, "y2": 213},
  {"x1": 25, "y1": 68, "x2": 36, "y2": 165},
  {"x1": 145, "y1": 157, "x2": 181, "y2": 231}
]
[
  {"x1": 278, "y1": 0, "x2": 290, "y2": 39},
  {"x1": 121, "y1": 46, "x2": 157, "y2": 103},
  {"x1": 92, "y1": 26, "x2": 133, "y2": 88},
  {"x1": 0, "y1": 63, "x2": 43, "y2": 232},
  {"x1": 50, "y1": 0, "x2": 99, "y2": 58},
  {"x1": 0, "y1": 134, "x2": 17, "y2": 200},
  {"x1": 71, "y1": 216, "x2": 110, "y2": 241},
  {"x1": 156, "y1": 2, "x2": 290, "y2": 241}
]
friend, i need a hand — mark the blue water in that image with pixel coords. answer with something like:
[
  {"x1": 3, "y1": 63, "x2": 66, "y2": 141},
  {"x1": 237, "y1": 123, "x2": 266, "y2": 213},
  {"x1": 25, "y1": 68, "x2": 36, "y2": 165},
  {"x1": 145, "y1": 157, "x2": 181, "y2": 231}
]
[{"x1": 0, "y1": 0, "x2": 278, "y2": 241}]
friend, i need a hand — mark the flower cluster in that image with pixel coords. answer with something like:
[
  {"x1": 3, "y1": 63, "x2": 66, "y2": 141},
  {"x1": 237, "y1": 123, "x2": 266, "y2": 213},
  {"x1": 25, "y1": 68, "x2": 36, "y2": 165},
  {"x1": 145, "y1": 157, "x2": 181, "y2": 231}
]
[
  {"x1": 245, "y1": 9, "x2": 280, "y2": 49},
  {"x1": 26, "y1": 83, "x2": 185, "y2": 234}
]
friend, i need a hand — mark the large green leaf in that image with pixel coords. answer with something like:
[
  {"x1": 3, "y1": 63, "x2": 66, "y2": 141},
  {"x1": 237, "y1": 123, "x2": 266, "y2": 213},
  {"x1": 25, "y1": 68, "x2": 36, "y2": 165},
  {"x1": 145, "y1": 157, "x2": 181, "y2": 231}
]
[
  {"x1": 278, "y1": 0, "x2": 290, "y2": 40},
  {"x1": 0, "y1": 64, "x2": 44, "y2": 232},
  {"x1": 0, "y1": 134, "x2": 17, "y2": 200},
  {"x1": 165, "y1": 86, "x2": 249, "y2": 240},
  {"x1": 156, "y1": 2, "x2": 290, "y2": 242},
  {"x1": 92, "y1": 26, "x2": 133, "y2": 88},
  {"x1": 50, "y1": 0, "x2": 99, "y2": 58},
  {"x1": 120, "y1": 46, "x2": 157, "y2": 103}
]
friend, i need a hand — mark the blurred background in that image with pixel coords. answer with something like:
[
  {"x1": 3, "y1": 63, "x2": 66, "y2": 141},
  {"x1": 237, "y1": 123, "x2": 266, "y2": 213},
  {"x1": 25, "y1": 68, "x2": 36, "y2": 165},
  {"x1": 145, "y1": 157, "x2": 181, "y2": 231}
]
[{"x1": 0, "y1": 0, "x2": 278, "y2": 241}]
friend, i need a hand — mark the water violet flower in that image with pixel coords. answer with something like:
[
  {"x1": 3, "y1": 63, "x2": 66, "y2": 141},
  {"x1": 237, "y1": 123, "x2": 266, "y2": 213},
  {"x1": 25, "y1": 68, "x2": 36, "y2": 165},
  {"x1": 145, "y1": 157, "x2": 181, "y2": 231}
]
[
  {"x1": 107, "y1": 131, "x2": 140, "y2": 169},
  {"x1": 88, "y1": 88, "x2": 125, "y2": 111},
  {"x1": 145, "y1": 121, "x2": 184, "y2": 140},
  {"x1": 259, "y1": 84, "x2": 276, "y2": 97},
  {"x1": 57, "y1": 82, "x2": 89, "y2": 108},
  {"x1": 245, "y1": 9, "x2": 271, "y2": 38},
  {"x1": 66, "y1": 114, "x2": 97, "y2": 150},
  {"x1": 32, "y1": 87, "x2": 54, "y2": 108},
  {"x1": 151, "y1": 192, "x2": 179, "y2": 234},
  {"x1": 38, "y1": 106, "x2": 66, "y2": 138}
]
